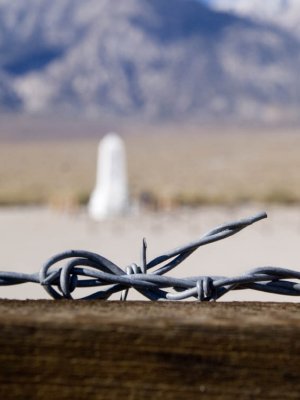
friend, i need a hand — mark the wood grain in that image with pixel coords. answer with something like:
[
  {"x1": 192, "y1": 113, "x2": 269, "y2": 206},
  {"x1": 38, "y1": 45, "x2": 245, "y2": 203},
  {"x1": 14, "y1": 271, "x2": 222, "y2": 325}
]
[{"x1": 0, "y1": 301, "x2": 299, "y2": 399}]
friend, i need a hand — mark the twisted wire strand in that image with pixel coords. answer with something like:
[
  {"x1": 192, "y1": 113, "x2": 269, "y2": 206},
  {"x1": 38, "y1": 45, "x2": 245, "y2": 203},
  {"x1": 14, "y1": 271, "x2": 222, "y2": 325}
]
[{"x1": 1, "y1": 211, "x2": 299, "y2": 301}]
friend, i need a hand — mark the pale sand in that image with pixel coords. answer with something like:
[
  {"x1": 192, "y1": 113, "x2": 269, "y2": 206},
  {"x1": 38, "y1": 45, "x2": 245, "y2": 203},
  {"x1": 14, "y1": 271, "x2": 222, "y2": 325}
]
[{"x1": 0, "y1": 205, "x2": 300, "y2": 301}]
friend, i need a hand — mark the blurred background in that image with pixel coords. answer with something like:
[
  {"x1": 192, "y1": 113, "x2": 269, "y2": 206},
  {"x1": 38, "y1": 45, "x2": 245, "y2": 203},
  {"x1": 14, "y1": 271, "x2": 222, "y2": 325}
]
[{"x1": 1, "y1": 0, "x2": 300, "y2": 301}]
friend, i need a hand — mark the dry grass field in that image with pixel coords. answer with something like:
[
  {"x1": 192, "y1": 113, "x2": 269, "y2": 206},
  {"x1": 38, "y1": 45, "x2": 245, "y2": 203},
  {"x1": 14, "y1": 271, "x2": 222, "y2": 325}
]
[{"x1": 0, "y1": 122, "x2": 300, "y2": 208}]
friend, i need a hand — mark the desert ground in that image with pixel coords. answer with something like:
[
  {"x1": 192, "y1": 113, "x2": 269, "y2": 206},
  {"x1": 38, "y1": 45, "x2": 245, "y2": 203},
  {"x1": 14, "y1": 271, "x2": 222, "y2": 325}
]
[
  {"x1": 0, "y1": 121, "x2": 300, "y2": 302},
  {"x1": 1, "y1": 122, "x2": 300, "y2": 207}
]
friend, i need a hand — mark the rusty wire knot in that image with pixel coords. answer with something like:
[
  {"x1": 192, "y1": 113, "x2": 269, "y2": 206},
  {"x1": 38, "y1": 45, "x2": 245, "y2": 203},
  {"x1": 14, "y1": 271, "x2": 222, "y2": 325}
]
[{"x1": 2, "y1": 211, "x2": 300, "y2": 301}]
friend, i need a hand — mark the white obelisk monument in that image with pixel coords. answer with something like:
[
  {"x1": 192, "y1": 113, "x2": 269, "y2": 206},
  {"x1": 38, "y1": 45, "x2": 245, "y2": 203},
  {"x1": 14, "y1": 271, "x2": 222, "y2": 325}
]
[{"x1": 88, "y1": 133, "x2": 129, "y2": 220}]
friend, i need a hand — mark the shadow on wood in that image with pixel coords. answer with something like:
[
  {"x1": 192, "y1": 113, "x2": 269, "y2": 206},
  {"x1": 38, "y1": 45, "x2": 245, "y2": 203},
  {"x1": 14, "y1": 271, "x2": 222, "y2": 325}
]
[{"x1": 0, "y1": 301, "x2": 299, "y2": 399}]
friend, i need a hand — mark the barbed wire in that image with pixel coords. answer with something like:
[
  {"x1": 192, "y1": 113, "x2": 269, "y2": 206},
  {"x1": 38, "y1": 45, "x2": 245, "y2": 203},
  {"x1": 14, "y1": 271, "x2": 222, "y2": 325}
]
[{"x1": 1, "y1": 211, "x2": 300, "y2": 301}]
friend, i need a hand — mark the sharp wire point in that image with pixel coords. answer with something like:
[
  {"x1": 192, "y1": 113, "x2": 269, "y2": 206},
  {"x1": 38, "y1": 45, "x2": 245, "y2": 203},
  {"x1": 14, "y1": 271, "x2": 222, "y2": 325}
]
[{"x1": 141, "y1": 237, "x2": 147, "y2": 274}]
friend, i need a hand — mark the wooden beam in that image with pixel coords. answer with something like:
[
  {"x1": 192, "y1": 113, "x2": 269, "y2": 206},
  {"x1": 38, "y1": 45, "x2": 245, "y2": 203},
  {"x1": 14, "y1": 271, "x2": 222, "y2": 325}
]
[{"x1": 0, "y1": 300, "x2": 299, "y2": 399}]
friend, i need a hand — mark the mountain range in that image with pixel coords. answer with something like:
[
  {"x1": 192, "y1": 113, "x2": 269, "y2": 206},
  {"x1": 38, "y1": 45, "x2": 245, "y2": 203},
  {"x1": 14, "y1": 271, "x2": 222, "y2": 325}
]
[{"x1": 1, "y1": 0, "x2": 300, "y2": 124}]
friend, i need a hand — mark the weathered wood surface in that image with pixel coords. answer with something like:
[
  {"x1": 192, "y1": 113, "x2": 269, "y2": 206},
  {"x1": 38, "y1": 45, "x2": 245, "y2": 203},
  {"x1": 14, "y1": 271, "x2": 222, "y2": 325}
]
[{"x1": 0, "y1": 301, "x2": 300, "y2": 399}]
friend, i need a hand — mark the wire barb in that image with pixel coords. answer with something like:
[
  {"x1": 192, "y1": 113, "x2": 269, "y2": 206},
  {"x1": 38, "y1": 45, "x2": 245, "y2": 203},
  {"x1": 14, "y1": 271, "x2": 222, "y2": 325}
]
[{"x1": 0, "y1": 211, "x2": 298, "y2": 301}]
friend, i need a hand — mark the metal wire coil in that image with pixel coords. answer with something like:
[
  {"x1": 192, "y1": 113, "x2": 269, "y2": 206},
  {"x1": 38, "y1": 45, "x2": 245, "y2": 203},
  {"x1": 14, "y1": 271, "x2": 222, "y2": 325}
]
[{"x1": 1, "y1": 211, "x2": 299, "y2": 301}]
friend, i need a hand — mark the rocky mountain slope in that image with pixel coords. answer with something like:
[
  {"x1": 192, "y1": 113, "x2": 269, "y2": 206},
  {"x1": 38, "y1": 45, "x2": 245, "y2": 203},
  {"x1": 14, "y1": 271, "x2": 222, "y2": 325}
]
[
  {"x1": 0, "y1": 0, "x2": 300, "y2": 123},
  {"x1": 210, "y1": 0, "x2": 300, "y2": 37}
]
